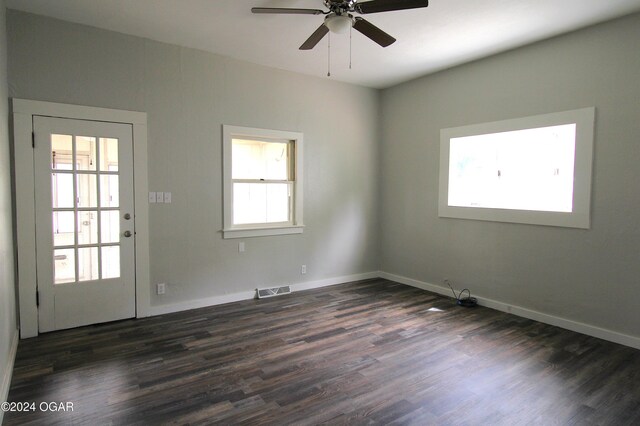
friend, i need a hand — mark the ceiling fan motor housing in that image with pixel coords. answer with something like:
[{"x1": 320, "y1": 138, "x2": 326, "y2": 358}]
[{"x1": 324, "y1": 0, "x2": 357, "y2": 14}]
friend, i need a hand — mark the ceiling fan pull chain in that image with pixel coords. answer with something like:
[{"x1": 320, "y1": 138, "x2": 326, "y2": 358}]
[
  {"x1": 327, "y1": 32, "x2": 331, "y2": 77},
  {"x1": 349, "y1": 22, "x2": 352, "y2": 69}
]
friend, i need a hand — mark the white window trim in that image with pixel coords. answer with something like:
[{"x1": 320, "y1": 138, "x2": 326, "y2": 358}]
[
  {"x1": 222, "y1": 125, "x2": 304, "y2": 239},
  {"x1": 439, "y1": 107, "x2": 595, "y2": 229}
]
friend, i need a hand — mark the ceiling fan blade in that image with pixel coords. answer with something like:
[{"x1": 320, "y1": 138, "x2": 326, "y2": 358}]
[
  {"x1": 299, "y1": 24, "x2": 330, "y2": 50},
  {"x1": 353, "y1": 17, "x2": 396, "y2": 47},
  {"x1": 251, "y1": 7, "x2": 325, "y2": 15},
  {"x1": 355, "y1": 0, "x2": 429, "y2": 14}
]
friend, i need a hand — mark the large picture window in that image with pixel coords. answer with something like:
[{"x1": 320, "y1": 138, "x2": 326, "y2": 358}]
[
  {"x1": 223, "y1": 125, "x2": 304, "y2": 238},
  {"x1": 439, "y1": 107, "x2": 595, "y2": 228}
]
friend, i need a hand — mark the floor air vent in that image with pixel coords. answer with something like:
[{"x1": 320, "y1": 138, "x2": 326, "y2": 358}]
[{"x1": 257, "y1": 286, "x2": 292, "y2": 299}]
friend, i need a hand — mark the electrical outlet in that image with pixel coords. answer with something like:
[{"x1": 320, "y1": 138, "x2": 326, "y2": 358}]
[
  {"x1": 156, "y1": 283, "x2": 166, "y2": 295},
  {"x1": 239, "y1": 242, "x2": 245, "y2": 253},
  {"x1": 301, "y1": 265, "x2": 307, "y2": 275}
]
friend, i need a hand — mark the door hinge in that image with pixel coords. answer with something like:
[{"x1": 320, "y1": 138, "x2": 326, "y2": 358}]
[
  {"x1": 36, "y1": 290, "x2": 39, "y2": 307},
  {"x1": 32, "y1": 132, "x2": 35, "y2": 148}
]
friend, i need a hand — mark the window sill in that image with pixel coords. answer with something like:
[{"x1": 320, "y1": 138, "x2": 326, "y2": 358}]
[{"x1": 222, "y1": 225, "x2": 304, "y2": 239}]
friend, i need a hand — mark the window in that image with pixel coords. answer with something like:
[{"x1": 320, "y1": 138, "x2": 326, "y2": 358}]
[
  {"x1": 439, "y1": 107, "x2": 595, "y2": 228},
  {"x1": 223, "y1": 125, "x2": 304, "y2": 238}
]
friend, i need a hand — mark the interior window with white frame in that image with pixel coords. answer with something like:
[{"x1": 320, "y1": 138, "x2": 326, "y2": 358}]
[
  {"x1": 439, "y1": 107, "x2": 595, "y2": 229},
  {"x1": 223, "y1": 125, "x2": 304, "y2": 239}
]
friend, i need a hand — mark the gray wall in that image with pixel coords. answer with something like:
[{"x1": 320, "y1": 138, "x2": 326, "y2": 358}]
[
  {"x1": 380, "y1": 13, "x2": 640, "y2": 337},
  {"x1": 7, "y1": 10, "x2": 380, "y2": 307},
  {"x1": 1, "y1": 0, "x2": 17, "y2": 407}
]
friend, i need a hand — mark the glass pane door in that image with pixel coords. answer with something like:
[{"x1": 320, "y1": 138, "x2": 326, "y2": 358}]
[{"x1": 35, "y1": 115, "x2": 135, "y2": 332}]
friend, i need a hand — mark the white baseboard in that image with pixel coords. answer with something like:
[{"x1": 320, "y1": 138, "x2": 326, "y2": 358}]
[
  {"x1": 147, "y1": 290, "x2": 257, "y2": 316},
  {"x1": 0, "y1": 328, "x2": 19, "y2": 423},
  {"x1": 379, "y1": 271, "x2": 640, "y2": 350},
  {"x1": 146, "y1": 271, "x2": 379, "y2": 317},
  {"x1": 291, "y1": 271, "x2": 379, "y2": 292}
]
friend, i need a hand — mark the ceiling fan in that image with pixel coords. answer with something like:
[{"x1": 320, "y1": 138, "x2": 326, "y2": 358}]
[{"x1": 252, "y1": 0, "x2": 429, "y2": 50}]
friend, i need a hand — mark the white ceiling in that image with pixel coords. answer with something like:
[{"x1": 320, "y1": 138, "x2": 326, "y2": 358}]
[{"x1": 7, "y1": 0, "x2": 640, "y2": 88}]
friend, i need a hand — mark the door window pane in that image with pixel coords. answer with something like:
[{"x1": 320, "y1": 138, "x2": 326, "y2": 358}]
[
  {"x1": 77, "y1": 211, "x2": 98, "y2": 245},
  {"x1": 101, "y1": 246, "x2": 120, "y2": 279},
  {"x1": 76, "y1": 136, "x2": 97, "y2": 171},
  {"x1": 51, "y1": 134, "x2": 72, "y2": 170},
  {"x1": 46, "y1": 125, "x2": 130, "y2": 292},
  {"x1": 76, "y1": 174, "x2": 98, "y2": 208},
  {"x1": 52, "y1": 173, "x2": 74, "y2": 208},
  {"x1": 54, "y1": 248, "x2": 75, "y2": 284},
  {"x1": 77, "y1": 247, "x2": 99, "y2": 282},
  {"x1": 100, "y1": 210, "x2": 120, "y2": 244},
  {"x1": 53, "y1": 211, "x2": 75, "y2": 247},
  {"x1": 100, "y1": 175, "x2": 119, "y2": 207},
  {"x1": 48, "y1": 128, "x2": 128, "y2": 287},
  {"x1": 100, "y1": 138, "x2": 118, "y2": 172}
]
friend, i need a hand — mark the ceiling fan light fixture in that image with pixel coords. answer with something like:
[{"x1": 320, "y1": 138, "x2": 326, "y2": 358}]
[{"x1": 325, "y1": 14, "x2": 352, "y2": 33}]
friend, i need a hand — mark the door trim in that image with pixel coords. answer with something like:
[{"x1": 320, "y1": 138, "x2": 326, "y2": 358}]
[{"x1": 13, "y1": 99, "x2": 151, "y2": 338}]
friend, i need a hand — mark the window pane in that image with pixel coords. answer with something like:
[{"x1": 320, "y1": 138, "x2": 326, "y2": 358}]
[
  {"x1": 51, "y1": 134, "x2": 72, "y2": 170},
  {"x1": 101, "y1": 246, "x2": 120, "y2": 279},
  {"x1": 76, "y1": 136, "x2": 97, "y2": 171},
  {"x1": 232, "y1": 139, "x2": 289, "y2": 180},
  {"x1": 53, "y1": 211, "x2": 75, "y2": 247},
  {"x1": 78, "y1": 247, "x2": 99, "y2": 282},
  {"x1": 54, "y1": 248, "x2": 75, "y2": 284},
  {"x1": 76, "y1": 173, "x2": 98, "y2": 208},
  {"x1": 100, "y1": 138, "x2": 118, "y2": 171},
  {"x1": 52, "y1": 173, "x2": 74, "y2": 208},
  {"x1": 233, "y1": 183, "x2": 290, "y2": 225},
  {"x1": 100, "y1": 175, "x2": 119, "y2": 207},
  {"x1": 448, "y1": 124, "x2": 576, "y2": 212},
  {"x1": 77, "y1": 211, "x2": 98, "y2": 245},
  {"x1": 101, "y1": 210, "x2": 120, "y2": 244}
]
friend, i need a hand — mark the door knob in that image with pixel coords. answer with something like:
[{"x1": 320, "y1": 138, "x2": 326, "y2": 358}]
[
  {"x1": 124, "y1": 213, "x2": 131, "y2": 220},
  {"x1": 124, "y1": 230, "x2": 132, "y2": 238}
]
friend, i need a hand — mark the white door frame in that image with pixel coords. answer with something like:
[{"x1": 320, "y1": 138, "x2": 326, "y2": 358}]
[{"x1": 13, "y1": 99, "x2": 151, "y2": 338}]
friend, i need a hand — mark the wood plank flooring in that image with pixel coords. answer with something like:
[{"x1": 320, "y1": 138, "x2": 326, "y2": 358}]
[{"x1": 5, "y1": 278, "x2": 640, "y2": 425}]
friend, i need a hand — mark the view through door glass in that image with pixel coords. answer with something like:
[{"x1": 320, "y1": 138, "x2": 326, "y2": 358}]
[{"x1": 51, "y1": 134, "x2": 121, "y2": 283}]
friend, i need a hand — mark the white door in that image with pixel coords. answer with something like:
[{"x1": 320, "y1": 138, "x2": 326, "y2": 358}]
[{"x1": 34, "y1": 116, "x2": 136, "y2": 332}]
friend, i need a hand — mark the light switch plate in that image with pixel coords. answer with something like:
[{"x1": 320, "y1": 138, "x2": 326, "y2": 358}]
[
  {"x1": 148, "y1": 192, "x2": 157, "y2": 203},
  {"x1": 156, "y1": 191, "x2": 164, "y2": 203},
  {"x1": 164, "y1": 192, "x2": 172, "y2": 203}
]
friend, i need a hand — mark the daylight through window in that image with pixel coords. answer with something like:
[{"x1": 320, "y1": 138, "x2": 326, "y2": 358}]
[
  {"x1": 232, "y1": 138, "x2": 293, "y2": 225},
  {"x1": 448, "y1": 124, "x2": 576, "y2": 212},
  {"x1": 223, "y1": 125, "x2": 304, "y2": 238},
  {"x1": 439, "y1": 107, "x2": 595, "y2": 228}
]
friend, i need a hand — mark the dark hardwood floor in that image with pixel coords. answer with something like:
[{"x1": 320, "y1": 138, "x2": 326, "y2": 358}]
[{"x1": 5, "y1": 278, "x2": 640, "y2": 425}]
